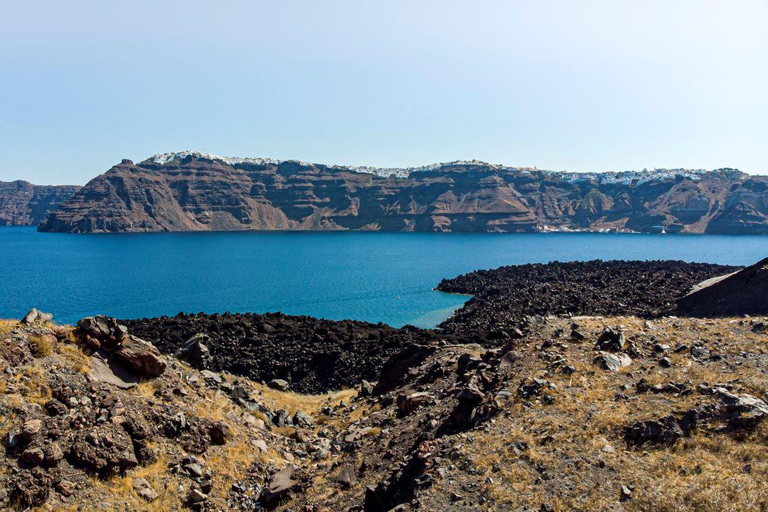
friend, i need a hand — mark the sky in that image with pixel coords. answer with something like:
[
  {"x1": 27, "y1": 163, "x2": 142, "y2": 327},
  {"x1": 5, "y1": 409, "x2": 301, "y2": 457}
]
[{"x1": 1, "y1": 1, "x2": 766, "y2": 185}]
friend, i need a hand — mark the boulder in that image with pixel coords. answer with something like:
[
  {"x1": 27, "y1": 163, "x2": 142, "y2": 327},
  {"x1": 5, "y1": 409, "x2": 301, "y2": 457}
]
[
  {"x1": 358, "y1": 380, "x2": 375, "y2": 397},
  {"x1": 268, "y1": 379, "x2": 290, "y2": 391},
  {"x1": 21, "y1": 308, "x2": 53, "y2": 325},
  {"x1": 20, "y1": 418, "x2": 43, "y2": 441},
  {"x1": 43, "y1": 441, "x2": 64, "y2": 466},
  {"x1": 187, "y1": 488, "x2": 207, "y2": 504},
  {"x1": 626, "y1": 390, "x2": 768, "y2": 448},
  {"x1": 336, "y1": 464, "x2": 357, "y2": 489},
  {"x1": 20, "y1": 446, "x2": 45, "y2": 466},
  {"x1": 624, "y1": 415, "x2": 685, "y2": 446},
  {"x1": 293, "y1": 411, "x2": 314, "y2": 428},
  {"x1": 44, "y1": 399, "x2": 68, "y2": 416},
  {"x1": 133, "y1": 477, "x2": 159, "y2": 502},
  {"x1": 201, "y1": 370, "x2": 224, "y2": 384},
  {"x1": 113, "y1": 335, "x2": 167, "y2": 377},
  {"x1": 179, "y1": 333, "x2": 211, "y2": 369},
  {"x1": 517, "y1": 378, "x2": 550, "y2": 400},
  {"x1": 595, "y1": 327, "x2": 626, "y2": 352},
  {"x1": 261, "y1": 465, "x2": 299, "y2": 504},
  {"x1": 77, "y1": 315, "x2": 113, "y2": 340},
  {"x1": 714, "y1": 388, "x2": 768, "y2": 429},
  {"x1": 69, "y1": 424, "x2": 138, "y2": 475},
  {"x1": 594, "y1": 352, "x2": 632, "y2": 371},
  {"x1": 678, "y1": 258, "x2": 768, "y2": 316},
  {"x1": 396, "y1": 392, "x2": 432, "y2": 414},
  {"x1": 273, "y1": 409, "x2": 293, "y2": 428},
  {"x1": 208, "y1": 421, "x2": 230, "y2": 446},
  {"x1": 90, "y1": 351, "x2": 141, "y2": 389}
]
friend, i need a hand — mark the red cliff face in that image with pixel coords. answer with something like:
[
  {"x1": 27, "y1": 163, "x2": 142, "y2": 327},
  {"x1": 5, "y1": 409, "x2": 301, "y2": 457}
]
[
  {"x1": 0, "y1": 181, "x2": 80, "y2": 226},
  {"x1": 36, "y1": 153, "x2": 768, "y2": 234}
]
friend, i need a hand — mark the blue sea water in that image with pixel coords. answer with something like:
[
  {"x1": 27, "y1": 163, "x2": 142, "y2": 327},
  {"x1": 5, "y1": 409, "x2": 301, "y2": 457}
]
[{"x1": 1, "y1": 227, "x2": 767, "y2": 328}]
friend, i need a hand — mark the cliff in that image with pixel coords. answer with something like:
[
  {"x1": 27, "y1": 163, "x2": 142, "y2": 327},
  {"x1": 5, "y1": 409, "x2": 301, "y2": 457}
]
[
  {"x1": 37, "y1": 151, "x2": 768, "y2": 234},
  {"x1": 0, "y1": 181, "x2": 80, "y2": 226}
]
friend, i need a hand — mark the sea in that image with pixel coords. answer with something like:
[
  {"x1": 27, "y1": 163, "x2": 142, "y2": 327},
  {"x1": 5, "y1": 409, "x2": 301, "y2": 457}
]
[{"x1": 1, "y1": 227, "x2": 766, "y2": 328}]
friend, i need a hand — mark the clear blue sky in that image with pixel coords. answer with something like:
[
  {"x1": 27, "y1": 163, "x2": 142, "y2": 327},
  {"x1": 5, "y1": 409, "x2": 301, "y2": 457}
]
[{"x1": 1, "y1": 1, "x2": 766, "y2": 185}]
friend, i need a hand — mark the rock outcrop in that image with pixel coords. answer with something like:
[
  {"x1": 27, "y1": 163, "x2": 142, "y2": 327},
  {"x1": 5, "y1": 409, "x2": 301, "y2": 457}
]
[
  {"x1": 37, "y1": 151, "x2": 768, "y2": 233},
  {"x1": 677, "y1": 257, "x2": 768, "y2": 316},
  {"x1": 0, "y1": 181, "x2": 79, "y2": 226}
]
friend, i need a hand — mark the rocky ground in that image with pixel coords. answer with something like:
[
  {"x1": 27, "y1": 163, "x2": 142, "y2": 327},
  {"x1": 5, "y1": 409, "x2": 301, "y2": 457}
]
[
  {"x1": 437, "y1": 260, "x2": 737, "y2": 334},
  {"x1": 2, "y1": 260, "x2": 767, "y2": 511},
  {"x1": 2, "y1": 313, "x2": 768, "y2": 511},
  {"x1": 123, "y1": 261, "x2": 736, "y2": 393},
  {"x1": 121, "y1": 312, "x2": 462, "y2": 394}
]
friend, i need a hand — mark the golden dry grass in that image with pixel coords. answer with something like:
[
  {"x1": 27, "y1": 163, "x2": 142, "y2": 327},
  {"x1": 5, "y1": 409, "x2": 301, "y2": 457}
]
[
  {"x1": 256, "y1": 384, "x2": 357, "y2": 416},
  {"x1": 422, "y1": 315, "x2": 768, "y2": 511},
  {"x1": 0, "y1": 319, "x2": 17, "y2": 336},
  {"x1": 27, "y1": 333, "x2": 54, "y2": 357}
]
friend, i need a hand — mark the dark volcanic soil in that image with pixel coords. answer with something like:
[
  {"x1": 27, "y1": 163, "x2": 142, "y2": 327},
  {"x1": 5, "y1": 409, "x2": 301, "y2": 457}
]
[
  {"x1": 124, "y1": 260, "x2": 737, "y2": 394},
  {"x1": 437, "y1": 260, "x2": 738, "y2": 333},
  {"x1": 122, "y1": 312, "x2": 456, "y2": 394}
]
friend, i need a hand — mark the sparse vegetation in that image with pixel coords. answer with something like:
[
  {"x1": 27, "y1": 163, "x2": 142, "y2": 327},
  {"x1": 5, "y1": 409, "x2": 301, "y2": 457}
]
[
  {"x1": 28, "y1": 333, "x2": 54, "y2": 357},
  {"x1": 2, "y1": 307, "x2": 768, "y2": 510}
]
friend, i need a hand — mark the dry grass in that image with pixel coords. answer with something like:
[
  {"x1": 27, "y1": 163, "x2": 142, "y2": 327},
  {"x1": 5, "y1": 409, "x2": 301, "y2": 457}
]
[
  {"x1": 93, "y1": 448, "x2": 188, "y2": 511},
  {"x1": 257, "y1": 384, "x2": 357, "y2": 416},
  {"x1": 27, "y1": 333, "x2": 54, "y2": 357},
  {"x1": 0, "y1": 319, "x2": 17, "y2": 336},
  {"x1": 423, "y1": 315, "x2": 768, "y2": 511},
  {"x1": 56, "y1": 342, "x2": 92, "y2": 373},
  {"x1": 17, "y1": 365, "x2": 51, "y2": 405}
]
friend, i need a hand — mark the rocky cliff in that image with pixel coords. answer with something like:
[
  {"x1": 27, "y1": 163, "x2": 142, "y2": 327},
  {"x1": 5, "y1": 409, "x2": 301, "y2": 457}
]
[
  {"x1": 37, "y1": 151, "x2": 768, "y2": 233},
  {"x1": 0, "y1": 181, "x2": 80, "y2": 226}
]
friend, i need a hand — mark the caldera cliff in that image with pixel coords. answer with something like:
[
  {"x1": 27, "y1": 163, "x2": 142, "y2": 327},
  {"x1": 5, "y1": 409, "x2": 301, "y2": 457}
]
[
  {"x1": 0, "y1": 181, "x2": 80, "y2": 226},
  {"x1": 37, "y1": 151, "x2": 768, "y2": 234}
]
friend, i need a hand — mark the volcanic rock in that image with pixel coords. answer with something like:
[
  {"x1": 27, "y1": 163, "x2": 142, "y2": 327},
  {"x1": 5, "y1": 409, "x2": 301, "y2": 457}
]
[
  {"x1": 677, "y1": 257, "x2": 768, "y2": 316},
  {"x1": 336, "y1": 464, "x2": 358, "y2": 489},
  {"x1": 133, "y1": 477, "x2": 159, "y2": 502},
  {"x1": 594, "y1": 353, "x2": 632, "y2": 372},
  {"x1": 124, "y1": 312, "x2": 448, "y2": 394},
  {"x1": 69, "y1": 424, "x2": 138, "y2": 475},
  {"x1": 21, "y1": 308, "x2": 53, "y2": 325},
  {"x1": 261, "y1": 465, "x2": 299, "y2": 505},
  {"x1": 438, "y1": 260, "x2": 736, "y2": 334},
  {"x1": 113, "y1": 335, "x2": 167, "y2": 377},
  {"x1": 624, "y1": 415, "x2": 685, "y2": 446},
  {"x1": 179, "y1": 333, "x2": 211, "y2": 369},
  {"x1": 268, "y1": 379, "x2": 290, "y2": 391},
  {"x1": 595, "y1": 327, "x2": 626, "y2": 352}
]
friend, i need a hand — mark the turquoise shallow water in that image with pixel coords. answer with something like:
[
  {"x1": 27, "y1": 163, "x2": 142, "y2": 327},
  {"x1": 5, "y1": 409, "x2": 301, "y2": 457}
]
[{"x1": 1, "y1": 227, "x2": 767, "y2": 327}]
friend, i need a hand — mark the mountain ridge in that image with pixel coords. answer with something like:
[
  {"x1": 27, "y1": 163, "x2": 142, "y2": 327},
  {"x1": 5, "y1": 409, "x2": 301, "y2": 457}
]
[
  {"x1": 0, "y1": 180, "x2": 81, "y2": 226},
  {"x1": 37, "y1": 152, "x2": 768, "y2": 234}
]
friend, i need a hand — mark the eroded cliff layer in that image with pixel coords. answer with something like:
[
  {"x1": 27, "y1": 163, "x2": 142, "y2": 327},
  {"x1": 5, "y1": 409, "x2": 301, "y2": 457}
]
[
  {"x1": 38, "y1": 152, "x2": 768, "y2": 233},
  {"x1": 0, "y1": 181, "x2": 80, "y2": 226}
]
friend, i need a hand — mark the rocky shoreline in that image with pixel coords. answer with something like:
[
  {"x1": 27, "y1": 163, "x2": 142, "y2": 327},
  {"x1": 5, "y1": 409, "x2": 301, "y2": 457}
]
[
  {"x1": 122, "y1": 312, "x2": 463, "y2": 394},
  {"x1": 119, "y1": 261, "x2": 738, "y2": 395},
  {"x1": 437, "y1": 260, "x2": 738, "y2": 334},
  {"x1": 2, "y1": 259, "x2": 768, "y2": 511}
]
